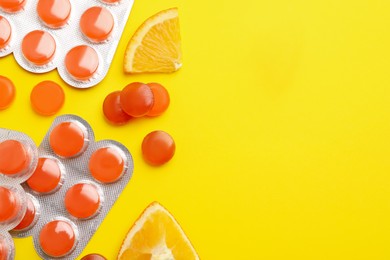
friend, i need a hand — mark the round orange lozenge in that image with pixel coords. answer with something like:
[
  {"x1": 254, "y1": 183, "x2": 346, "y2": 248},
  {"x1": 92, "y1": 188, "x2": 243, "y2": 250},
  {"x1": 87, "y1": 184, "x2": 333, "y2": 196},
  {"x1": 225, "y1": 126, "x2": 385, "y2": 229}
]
[
  {"x1": 65, "y1": 45, "x2": 99, "y2": 81},
  {"x1": 0, "y1": 0, "x2": 26, "y2": 12},
  {"x1": 146, "y1": 82, "x2": 170, "y2": 117},
  {"x1": 0, "y1": 75, "x2": 15, "y2": 110},
  {"x1": 81, "y1": 254, "x2": 107, "y2": 260},
  {"x1": 103, "y1": 91, "x2": 132, "y2": 125},
  {"x1": 12, "y1": 195, "x2": 36, "y2": 231},
  {"x1": 101, "y1": 0, "x2": 119, "y2": 3},
  {"x1": 37, "y1": 0, "x2": 71, "y2": 28},
  {"x1": 22, "y1": 30, "x2": 56, "y2": 66},
  {"x1": 0, "y1": 140, "x2": 30, "y2": 175},
  {"x1": 27, "y1": 157, "x2": 62, "y2": 193},
  {"x1": 89, "y1": 147, "x2": 125, "y2": 183},
  {"x1": 80, "y1": 6, "x2": 114, "y2": 43},
  {"x1": 142, "y1": 131, "x2": 175, "y2": 166},
  {"x1": 65, "y1": 183, "x2": 100, "y2": 219},
  {"x1": 49, "y1": 121, "x2": 86, "y2": 158},
  {"x1": 31, "y1": 81, "x2": 65, "y2": 116},
  {"x1": 39, "y1": 220, "x2": 76, "y2": 257},
  {"x1": 120, "y1": 82, "x2": 154, "y2": 117},
  {"x1": 0, "y1": 16, "x2": 11, "y2": 49},
  {"x1": 0, "y1": 187, "x2": 21, "y2": 223}
]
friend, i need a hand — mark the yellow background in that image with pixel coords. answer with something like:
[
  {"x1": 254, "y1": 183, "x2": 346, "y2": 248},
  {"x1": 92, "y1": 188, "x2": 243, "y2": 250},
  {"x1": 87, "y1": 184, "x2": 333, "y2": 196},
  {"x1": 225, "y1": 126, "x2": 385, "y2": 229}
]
[{"x1": 1, "y1": 0, "x2": 390, "y2": 259}]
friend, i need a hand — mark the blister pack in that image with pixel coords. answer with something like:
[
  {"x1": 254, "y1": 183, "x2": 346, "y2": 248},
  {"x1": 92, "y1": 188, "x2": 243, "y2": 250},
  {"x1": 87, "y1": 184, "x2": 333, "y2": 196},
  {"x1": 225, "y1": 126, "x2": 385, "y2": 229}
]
[
  {"x1": 0, "y1": 115, "x2": 134, "y2": 259},
  {"x1": 0, "y1": 0, "x2": 134, "y2": 88},
  {"x1": 0, "y1": 128, "x2": 39, "y2": 260}
]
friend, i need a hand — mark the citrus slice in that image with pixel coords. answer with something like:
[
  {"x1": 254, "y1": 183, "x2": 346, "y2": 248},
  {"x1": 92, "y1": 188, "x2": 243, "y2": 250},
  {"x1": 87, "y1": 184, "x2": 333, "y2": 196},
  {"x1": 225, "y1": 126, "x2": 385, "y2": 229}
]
[
  {"x1": 124, "y1": 8, "x2": 182, "y2": 74},
  {"x1": 117, "y1": 202, "x2": 199, "y2": 260}
]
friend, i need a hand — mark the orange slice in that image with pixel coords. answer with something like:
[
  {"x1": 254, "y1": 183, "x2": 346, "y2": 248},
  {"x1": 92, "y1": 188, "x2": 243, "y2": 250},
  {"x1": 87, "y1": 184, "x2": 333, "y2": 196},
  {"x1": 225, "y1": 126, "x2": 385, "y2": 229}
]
[
  {"x1": 117, "y1": 202, "x2": 199, "y2": 260},
  {"x1": 124, "y1": 8, "x2": 182, "y2": 74}
]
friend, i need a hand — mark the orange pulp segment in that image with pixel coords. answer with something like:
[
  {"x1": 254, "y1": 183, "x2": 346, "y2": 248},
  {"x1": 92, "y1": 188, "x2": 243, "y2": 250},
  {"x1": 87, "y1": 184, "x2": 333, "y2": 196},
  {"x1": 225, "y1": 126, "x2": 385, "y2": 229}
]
[
  {"x1": 124, "y1": 8, "x2": 182, "y2": 73},
  {"x1": 117, "y1": 202, "x2": 199, "y2": 260}
]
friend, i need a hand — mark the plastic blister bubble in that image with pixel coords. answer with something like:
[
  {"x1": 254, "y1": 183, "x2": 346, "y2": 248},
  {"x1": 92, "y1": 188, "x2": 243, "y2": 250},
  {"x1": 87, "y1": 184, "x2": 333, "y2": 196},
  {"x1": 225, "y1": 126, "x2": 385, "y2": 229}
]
[{"x1": 0, "y1": 129, "x2": 39, "y2": 181}]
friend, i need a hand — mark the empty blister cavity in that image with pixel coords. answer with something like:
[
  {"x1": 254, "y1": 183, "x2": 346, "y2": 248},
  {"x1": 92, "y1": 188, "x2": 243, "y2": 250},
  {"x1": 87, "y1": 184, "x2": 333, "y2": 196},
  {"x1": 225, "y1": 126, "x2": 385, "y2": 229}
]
[
  {"x1": 80, "y1": 7, "x2": 114, "y2": 43},
  {"x1": 89, "y1": 146, "x2": 126, "y2": 183},
  {"x1": 26, "y1": 157, "x2": 64, "y2": 194},
  {"x1": 64, "y1": 181, "x2": 102, "y2": 219},
  {"x1": 0, "y1": 16, "x2": 11, "y2": 50},
  {"x1": 0, "y1": 233, "x2": 14, "y2": 260},
  {"x1": 49, "y1": 120, "x2": 89, "y2": 158},
  {"x1": 11, "y1": 193, "x2": 40, "y2": 232},
  {"x1": 0, "y1": 0, "x2": 26, "y2": 13},
  {"x1": 21, "y1": 30, "x2": 56, "y2": 66},
  {"x1": 37, "y1": 0, "x2": 71, "y2": 29},
  {"x1": 38, "y1": 218, "x2": 78, "y2": 258}
]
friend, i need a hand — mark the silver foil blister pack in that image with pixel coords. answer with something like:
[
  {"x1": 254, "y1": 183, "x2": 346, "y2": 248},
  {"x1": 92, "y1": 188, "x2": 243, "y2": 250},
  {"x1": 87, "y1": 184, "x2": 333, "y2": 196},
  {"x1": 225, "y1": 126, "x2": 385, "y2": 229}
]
[
  {"x1": 0, "y1": 128, "x2": 39, "y2": 260},
  {"x1": 0, "y1": 0, "x2": 134, "y2": 88},
  {"x1": 1, "y1": 115, "x2": 134, "y2": 259}
]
